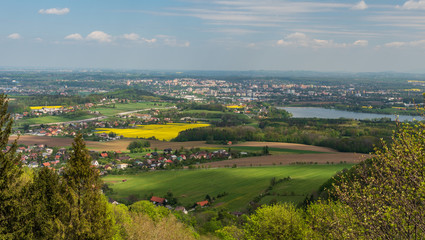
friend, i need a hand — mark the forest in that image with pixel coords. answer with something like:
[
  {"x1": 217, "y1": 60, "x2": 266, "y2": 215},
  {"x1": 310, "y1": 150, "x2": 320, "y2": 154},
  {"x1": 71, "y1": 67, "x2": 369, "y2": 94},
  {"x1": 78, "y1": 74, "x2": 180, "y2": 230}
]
[{"x1": 174, "y1": 118, "x2": 395, "y2": 153}]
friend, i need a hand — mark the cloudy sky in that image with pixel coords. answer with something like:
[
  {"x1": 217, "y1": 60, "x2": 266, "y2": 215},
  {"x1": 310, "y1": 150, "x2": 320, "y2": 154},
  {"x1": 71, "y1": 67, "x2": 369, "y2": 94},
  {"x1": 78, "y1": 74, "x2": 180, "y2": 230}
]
[{"x1": 2, "y1": 0, "x2": 425, "y2": 72}]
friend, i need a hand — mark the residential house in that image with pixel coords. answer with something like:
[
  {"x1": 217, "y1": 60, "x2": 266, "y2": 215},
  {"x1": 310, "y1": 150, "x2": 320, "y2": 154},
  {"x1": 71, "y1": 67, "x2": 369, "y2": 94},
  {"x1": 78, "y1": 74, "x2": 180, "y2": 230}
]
[
  {"x1": 197, "y1": 200, "x2": 209, "y2": 207},
  {"x1": 150, "y1": 196, "x2": 166, "y2": 205},
  {"x1": 116, "y1": 163, "x2": 129, "y2": 169}
]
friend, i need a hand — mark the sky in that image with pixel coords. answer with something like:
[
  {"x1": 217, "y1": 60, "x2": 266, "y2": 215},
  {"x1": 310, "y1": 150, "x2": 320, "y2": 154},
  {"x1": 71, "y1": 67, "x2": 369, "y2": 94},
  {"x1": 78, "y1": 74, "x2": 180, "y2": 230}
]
[{"x1": 1, "y1": 0, "x2": 425, "y2": 72}]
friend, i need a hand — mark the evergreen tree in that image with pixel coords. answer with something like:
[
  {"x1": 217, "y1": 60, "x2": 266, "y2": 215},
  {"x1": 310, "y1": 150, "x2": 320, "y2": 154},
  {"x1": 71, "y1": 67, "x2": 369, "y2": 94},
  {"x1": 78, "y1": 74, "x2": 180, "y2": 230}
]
[
  {"x1": 0, "y1": 94, "x2": 31, "y2": 239},
  {"x1": 30, "y1": 167, "x2": 67, "y2": 239},
  {"x1": 62, "y1": 134, "x2": 113, "y2": 239}
]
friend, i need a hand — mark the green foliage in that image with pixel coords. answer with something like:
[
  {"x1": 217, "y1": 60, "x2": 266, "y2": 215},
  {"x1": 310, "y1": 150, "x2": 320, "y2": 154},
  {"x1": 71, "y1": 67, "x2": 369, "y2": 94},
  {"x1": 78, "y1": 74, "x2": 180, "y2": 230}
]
[
  {"x1": 129, "y1": 200, "x2": 170, "y2": 221},
  {"x1": 243, "y1": 203, "x2": 310, "y2": 240},
  {"x1": 0, "y1": 94, "x2": 31, "y2": 238},
  {"x1": 333, "y1": 121, "x2": 425, "y2": 239},
  {"x1": 29, "y1": 167, "x2": 67, "y2": 239},
  {"x1": 305, "y1": 201, "x2": 360, "y2": 239},
  {"x1": 215, "y1": 226, "x2": 244, "y2": 240},
  {"x1": 62, "y1": 134, "x2": 114, "y2": 239},
  {"x1": 109, "y1": 204, "x2": 131, "y2": 240},
  {"x1": 127, "y1": 140, "x2": 150, "y2": 152},
  {"x1": 174, "y1": 118, "x2": 391, "y2": 153}
]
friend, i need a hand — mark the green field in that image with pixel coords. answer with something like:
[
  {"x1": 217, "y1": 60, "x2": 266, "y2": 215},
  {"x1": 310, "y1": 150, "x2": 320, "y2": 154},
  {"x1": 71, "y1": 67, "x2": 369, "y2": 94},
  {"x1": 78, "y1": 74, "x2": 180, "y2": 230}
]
[
  {"x1": 16, "y1": 113, "x2": 96, "y2": 126},
  {"x1": 92, "y1": 102, "x2": 170, "y2": 116},
  {"x1": 103, "y1": 164, "x2": 352, "y2": 211}
]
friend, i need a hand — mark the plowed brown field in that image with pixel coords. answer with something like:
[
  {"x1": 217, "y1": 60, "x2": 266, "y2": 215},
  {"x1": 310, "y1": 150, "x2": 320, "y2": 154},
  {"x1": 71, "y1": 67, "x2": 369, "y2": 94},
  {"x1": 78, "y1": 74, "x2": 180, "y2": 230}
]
[{"x1": 202, "y1": 152, "x2": 370, "y2": 168}]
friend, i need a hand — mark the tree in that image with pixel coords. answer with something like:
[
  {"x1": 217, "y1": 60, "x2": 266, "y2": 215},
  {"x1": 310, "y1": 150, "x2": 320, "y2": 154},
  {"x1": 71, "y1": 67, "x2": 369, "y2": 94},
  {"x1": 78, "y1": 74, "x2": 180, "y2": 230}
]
[
  {"x1": 0, "y1": 94, "x2": 31, "y2": 238},
  {"x1": 243, "y1": 203, "x2": 310, "y2": 240},
  {"x1": 62, "y1": 134, "x2": 113, "y2": 239},
  {"x1": 333, "y1": 121, "x2": 425, "y2": 239},
  {"x1": 29, "y1": 167, "x2": 67, "y2": 239}
]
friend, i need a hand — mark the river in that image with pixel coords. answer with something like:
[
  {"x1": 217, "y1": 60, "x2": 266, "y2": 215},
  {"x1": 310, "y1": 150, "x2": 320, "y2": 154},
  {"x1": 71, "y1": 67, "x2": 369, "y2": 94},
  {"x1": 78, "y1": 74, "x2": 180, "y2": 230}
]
[{"x1": 279, "y1": 107, "x2": 423, "y2": 122}]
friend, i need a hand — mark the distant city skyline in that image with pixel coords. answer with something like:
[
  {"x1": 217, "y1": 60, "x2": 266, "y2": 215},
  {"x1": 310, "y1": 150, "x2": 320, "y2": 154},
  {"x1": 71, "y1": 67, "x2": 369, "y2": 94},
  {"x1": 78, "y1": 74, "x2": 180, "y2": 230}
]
[{"x1": 2, "y1": 0, "x2": 425, "y2": 72}]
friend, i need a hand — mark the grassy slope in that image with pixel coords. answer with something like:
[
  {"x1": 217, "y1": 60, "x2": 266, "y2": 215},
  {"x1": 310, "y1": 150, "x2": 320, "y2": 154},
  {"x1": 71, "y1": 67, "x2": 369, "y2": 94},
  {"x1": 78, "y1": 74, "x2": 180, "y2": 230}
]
[
  {"x1": 92, "y1": 102, "x2": 169, "y2": 116},
  {"x1": 103, "y1": 164, "x2": 352, "y2": 211},
  {"x1": 16, "y1": 113, "x2": 96, "y2": 125}
]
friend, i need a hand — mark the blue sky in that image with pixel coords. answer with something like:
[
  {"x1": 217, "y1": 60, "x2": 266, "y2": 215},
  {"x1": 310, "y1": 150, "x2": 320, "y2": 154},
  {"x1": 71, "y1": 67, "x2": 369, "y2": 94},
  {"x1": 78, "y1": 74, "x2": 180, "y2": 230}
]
[{"x1": 1, "y1": 0, "x2": 425, "y2": 72}]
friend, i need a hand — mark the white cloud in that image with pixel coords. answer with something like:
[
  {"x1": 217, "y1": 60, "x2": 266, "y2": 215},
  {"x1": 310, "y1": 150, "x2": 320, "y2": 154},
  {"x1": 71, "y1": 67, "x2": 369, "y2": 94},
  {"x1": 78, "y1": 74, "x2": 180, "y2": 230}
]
[
  {"x1": 86, "y1": 31, "x2": 112, "y2": 43},
  {"x1": 384, "y1": 39, "x2": 425, "y2": 47},
  {"x1": 354, "y1": 40, "x2": 368, "y2": 46},
  {"x1": 352, "y1": 0, "x2": 368, "y2": 10},
  {"x1": 142, "y1": 38, "x2": 157, "y2": 43},
  {"x1": 35, "y1": 37, "x2": 43, "y2": 42},
  {"x1": 397, "y1": 0, "x2": 425, "y2": 10},
  {"x1": 123, "y1": 33, "x2": 140, "y2": 41},
  {"x1": 38, "y1": 8, "x2": 70, "y2": 15},
  {"x1": 276, "y1": 32, "x2": 366, "y2": 48},
  {"x1": 277, "y1": 32, "x2": 341, "y2": 48},
  {"x1": 156, "y1": 35, "x2": 189, "y2": 47},
  {"x1": 64, "y1": 33, "x2": 83, "y2": 40},
  {"x1": 7, "y1": 33, "x2": 21, "y2": 39},
  {"x1": 122, "y1": 34, "x2": 157, "y2": 43}
]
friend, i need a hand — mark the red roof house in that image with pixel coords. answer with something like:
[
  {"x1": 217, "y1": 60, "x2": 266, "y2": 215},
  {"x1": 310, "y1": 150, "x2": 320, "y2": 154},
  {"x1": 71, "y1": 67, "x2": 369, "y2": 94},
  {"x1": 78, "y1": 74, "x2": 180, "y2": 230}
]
[
  {"x1": 197, "y1": 200, "x2": 209, "y2": 207},
  {"x1": 150, "y1": 196, "x2": 166, "y2": 204}
]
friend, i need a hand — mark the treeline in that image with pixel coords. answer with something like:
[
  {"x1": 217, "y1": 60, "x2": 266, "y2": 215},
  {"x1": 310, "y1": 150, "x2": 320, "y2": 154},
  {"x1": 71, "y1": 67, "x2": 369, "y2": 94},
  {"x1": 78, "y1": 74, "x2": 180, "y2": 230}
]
[
  {"x1": 174, "y1": 118, "x2": 395, "y2": 153},
  {"x1": 162, "y1": 109, "x2": 252, "y2": 127}
]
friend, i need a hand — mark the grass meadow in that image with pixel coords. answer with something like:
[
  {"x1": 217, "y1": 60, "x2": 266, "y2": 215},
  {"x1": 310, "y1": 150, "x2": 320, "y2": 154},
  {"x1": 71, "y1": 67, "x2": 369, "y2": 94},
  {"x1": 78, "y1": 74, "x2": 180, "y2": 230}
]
[
  {"x1": 16, "y1": 113, "x2": 96, "y2": 126},
  {"x1": 91, "y1": 102, "x2": 170, "y2": 116},
  {"x1": 103, "y1": 164, "x2": 352, "y2": 211}
]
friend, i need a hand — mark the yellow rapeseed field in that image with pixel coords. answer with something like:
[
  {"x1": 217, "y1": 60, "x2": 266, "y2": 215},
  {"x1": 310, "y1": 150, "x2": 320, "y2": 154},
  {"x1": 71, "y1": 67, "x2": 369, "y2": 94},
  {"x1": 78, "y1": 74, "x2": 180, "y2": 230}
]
[
  {"x1": 226, "y1": 105, "x2": 244, "y2": 109},
  {"x1": 96, "y1": 123, "x2": 210, "y2": 141},
  {"x1": 30, "y1": 106, "x2": 63, "y2": 110}
]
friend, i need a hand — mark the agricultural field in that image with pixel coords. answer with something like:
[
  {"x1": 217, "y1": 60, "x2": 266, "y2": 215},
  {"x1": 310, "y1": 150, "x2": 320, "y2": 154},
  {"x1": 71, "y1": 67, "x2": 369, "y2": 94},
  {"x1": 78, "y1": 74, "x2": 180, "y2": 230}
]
[
  {"x1": 96, "y1": 123, "x2": 210, "y2": 141},
  {"x1": 205, "y1": 146, "x2": 326, "y2": 155},
  {"x1": 90, "y1": 102, "x2": 170, "y2": 116},
  {"x1": 202, "y1": 152, "x2": 368, "y2": 167},
  {"x1": 15, "y1": 113, "x2": 96, "y2": 126},
  {"x1": 103, "y1": 164, "x2": 353, "y2": 211},
  {"x1": 226, "y1": 105, "x2": 245, "y2": 109},
  {"x1": 29, "y1": 106, "x2": 63, "y2": 110}
]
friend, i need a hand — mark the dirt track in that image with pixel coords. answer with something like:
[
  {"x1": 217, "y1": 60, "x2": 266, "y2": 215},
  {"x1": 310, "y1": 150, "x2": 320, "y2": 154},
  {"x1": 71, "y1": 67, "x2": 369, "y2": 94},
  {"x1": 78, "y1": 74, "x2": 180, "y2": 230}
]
[{"x1": 202, "y1": 152, "x2": 371, "y2": 168}]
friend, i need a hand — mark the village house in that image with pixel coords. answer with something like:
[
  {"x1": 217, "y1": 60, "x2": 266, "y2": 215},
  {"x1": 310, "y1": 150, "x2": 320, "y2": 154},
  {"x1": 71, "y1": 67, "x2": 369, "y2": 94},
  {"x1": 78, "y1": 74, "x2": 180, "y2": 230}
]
[
  {"x1": 196, "y1": 200, "x2": 209, "y2": 208},
  {"x1": 116, "y1": 163, "x2": 129, "y2": 170},
  {"x1": 150, "y1": 196, "x2": 167, "y2": 206}
]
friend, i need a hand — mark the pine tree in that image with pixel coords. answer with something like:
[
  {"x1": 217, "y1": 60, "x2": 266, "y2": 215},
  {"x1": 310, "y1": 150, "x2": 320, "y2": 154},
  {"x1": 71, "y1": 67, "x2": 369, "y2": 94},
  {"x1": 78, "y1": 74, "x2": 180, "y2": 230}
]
[
  {"x1": 30, "y1": 167, "x2": 67, "y2": 239},
  {"x1": 0, "y1": 94, "x2": 31, "y2": 239},
  {"x1": 62, "y1": 134, "x2": 113, "y2": 239}
]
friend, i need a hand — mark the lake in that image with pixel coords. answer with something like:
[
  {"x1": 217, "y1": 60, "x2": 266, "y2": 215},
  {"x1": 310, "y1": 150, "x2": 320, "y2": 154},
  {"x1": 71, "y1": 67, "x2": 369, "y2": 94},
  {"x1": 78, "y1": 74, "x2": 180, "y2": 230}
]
[{"x1": 279, "y1": 107, "x2": 423, "y2": 122}]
